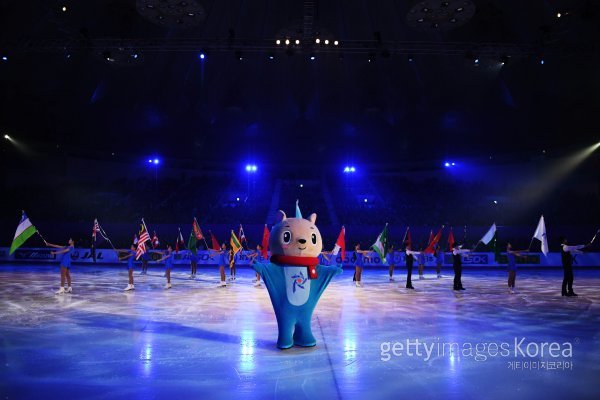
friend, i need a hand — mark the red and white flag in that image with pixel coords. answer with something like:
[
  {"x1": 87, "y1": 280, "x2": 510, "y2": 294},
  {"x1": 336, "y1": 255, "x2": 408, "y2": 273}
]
[
  {"x1": 152, "y1": 231, "x2": 160, "y2": 249},
  {"x1": 92, "y1": 218, "x2": 100, "y2": 242},
  {"x1": 332, "y1": 226, "x2": 346, "y2": 260},
  {"x1": 239, "y1": 224, "x2": 247, "y2": 244},
  {"x1": 175, "y1": 231, "x2": 185, "y2": 253}
]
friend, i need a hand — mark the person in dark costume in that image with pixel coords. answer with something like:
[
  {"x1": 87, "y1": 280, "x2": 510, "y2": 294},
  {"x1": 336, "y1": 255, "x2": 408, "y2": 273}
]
[{"x1": 559, "y1": 237, "x2": 586, "y2": 297}]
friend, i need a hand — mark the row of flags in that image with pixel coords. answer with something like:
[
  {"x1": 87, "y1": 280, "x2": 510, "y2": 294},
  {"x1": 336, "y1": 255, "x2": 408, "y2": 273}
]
[{"x1": 6, "y1": 211, "x2": 553, "y2": 260}]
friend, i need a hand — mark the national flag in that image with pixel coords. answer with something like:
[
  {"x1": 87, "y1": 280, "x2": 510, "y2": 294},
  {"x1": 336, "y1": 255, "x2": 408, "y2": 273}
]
[
  {"x1": 9, "y1": 211, "x2": 38, "y2": 255},
  {"x1": 230, "y1": 230, "x2": 242, "y2": 255},
  {"x1": 188, "y1": 231, "x2": 198, "y2": 255},
  {"x1": 210, "y1": 231, "x2": 220, "y2": 251},
  {"x1": 332, "y1": 226, "x2": 346, "y2": 261},
  {"x1": 371, "y1": 224, "x2": 389, "y2": 261},
  {"x1": 192, "y1": 218, "x2": 204, "y2": 240},
  {"x1": 239, "y1": 224, "x2": 247, "y2": 245},
  {"x1": 424, "y1": 227, "x2": 443, "y2": 254},
  {"x1": 152, "y1": 231, "x2": 160, "y2": 249},
  {"x1": 92, "y1": 218, "x2": 100, "y2": 242},
  {"x1": 533, "y1": 215, "x2": 549, "y2": 256},
  {"x1": 175, "y1": 230, "x2": 185, "y2": 253},
  {"x1": 135, "y1": 222, "x2": 150, "y2": 260},
  {"x1": 447, "y1": 228, "x2": 455, "y2": 250},
  {"x1": 479, "y1": 223, "x2": 497, "y2": 245},
  {"x1": 261, "y1": 225, "x2": 270, "y2": 259}
]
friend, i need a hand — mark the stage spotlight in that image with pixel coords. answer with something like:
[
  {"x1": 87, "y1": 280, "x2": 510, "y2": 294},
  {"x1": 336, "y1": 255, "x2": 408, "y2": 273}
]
[
  {"x1": 540, "y1": 59, "x2": 545, "y2": 65},
  {"x1": 285, "y1": 39, "x2": 290, "y2": 45},
  {"x1": 295, "y1": 39, "x2": 300, "y2": 45},
  {"x1": 324, "y1": 39, "x2": 329, "y2": 45},
  {"x1": 493, "y1": 200, "x2": 498, "y2": 204},
  {"x1": 444, "y1": 162, "x2": 450, "y2": 167},
  {"x1": 310, "y1": 55, "x2": 316, "y2": 61},
  {"x1": 350, "y1": 166, "x2": 356, "y2": 172},
  {"x1": 246, "y1": 165, "x2": 251, "y2": 172},
  {"x1": 268, "y1": 54, "x2": 274, "y2": 60},
  {"x1": 334, "y1": 40, "x2": 339, "y2": 46},
  {"x1": 300, "y1": 184, "x2": 304, "y2": 188},
  {"x1": 148, "y1": 159, "x2": 153, "y2": 163},
  {"x1": 364, "y1": 198, "x2": 368, "y2": 203},
  {"x1": 557, "y1": 12, "x2": 561, "y2": 18},
  {"x1": 2, "y1": 56, "x2": 8, "y2": 62},
  {"x1": 343, "y1": 167, "x2": 350, "y2": 173},
  {"x1": 251, "y1": 165, "x2": 257, "y2": 172},
  {"x1": 276, "y1": 39, "x2": 281, "y2": 45},
  {"x1": 153, "y1": 159, "x2": 160, "y2": 165},
  {"x1": 315, "y1": 38, "x2": 320, "y2": 44},
  {"x1": 451, "y1": 162, "x2": 456, "y2": 166},
  {"x1": 236, "y1": 197, "x2": 240, "y2": 202},
  {"x1": 4, "y1": 134, "x2": 9, "y2": 140},
  {"x1": 62, "y1": 6, "x2": 67, "y2": 12},
  {"x1": 199, "y1": 53, "x2": 205, "y2": 60}
]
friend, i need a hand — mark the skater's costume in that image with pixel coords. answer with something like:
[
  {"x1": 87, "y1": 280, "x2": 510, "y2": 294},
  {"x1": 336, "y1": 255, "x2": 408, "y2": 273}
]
[
  {"x1": 60, "y1": 246, "x2": 74, "y2": 269},
  {"x1": 127, "y1": 250, "x2": 135, "y2": 270}
]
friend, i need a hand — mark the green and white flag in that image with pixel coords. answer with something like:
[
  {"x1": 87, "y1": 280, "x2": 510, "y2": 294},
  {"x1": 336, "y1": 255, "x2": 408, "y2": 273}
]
[
  {"x1": 371, "y1": 223, "x2": 389, "y2": 261},
  {"x1": 10, "y1": 211, "x2": 37, "y2": 255}
]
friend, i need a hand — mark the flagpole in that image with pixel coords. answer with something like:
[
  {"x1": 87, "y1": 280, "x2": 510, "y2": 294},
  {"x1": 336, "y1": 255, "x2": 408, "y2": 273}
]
[
  {"x1": 401, "y1": 227, "x2": 409, "y2": 249},
  {"x1": 589, "y1": 229, "x2": 599, "y2": 245},
  {"x1": 97, "y1": 221, "x2": 118, "y2": 253},
  {"x1": 527, "y1": 237, "x2": 535, "y2": 252}
]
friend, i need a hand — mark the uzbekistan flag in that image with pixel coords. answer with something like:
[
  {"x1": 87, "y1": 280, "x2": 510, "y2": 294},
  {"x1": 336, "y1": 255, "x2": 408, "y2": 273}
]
[
  {"x1": 10, "y1": 211, "x2": 37, "y2": 255},
  {"x1": 371, "y1": 223, "x2": 389, "y2": 261}
]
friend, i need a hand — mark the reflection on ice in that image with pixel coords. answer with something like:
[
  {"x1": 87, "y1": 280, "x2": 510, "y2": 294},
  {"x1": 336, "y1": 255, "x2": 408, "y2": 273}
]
[{"x1": 0, "y1": 265, "x2": 599, "y2": 399}]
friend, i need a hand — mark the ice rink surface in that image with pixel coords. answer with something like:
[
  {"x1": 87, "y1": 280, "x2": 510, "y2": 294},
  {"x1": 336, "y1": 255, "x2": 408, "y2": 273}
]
[{"x1": 1, "y1": 264, "x2": 599, "y2": 400}]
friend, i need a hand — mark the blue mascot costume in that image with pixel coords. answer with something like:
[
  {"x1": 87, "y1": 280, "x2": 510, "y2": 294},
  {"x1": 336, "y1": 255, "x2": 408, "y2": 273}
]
[{"x1": 252, "y1": 201, "x2": 342, "y2": 349}]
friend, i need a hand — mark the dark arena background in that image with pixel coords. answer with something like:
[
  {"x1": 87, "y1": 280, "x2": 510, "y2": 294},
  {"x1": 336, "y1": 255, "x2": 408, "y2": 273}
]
[{"x1": 0, "y1": 1, "x2": 599, "y2": 399}]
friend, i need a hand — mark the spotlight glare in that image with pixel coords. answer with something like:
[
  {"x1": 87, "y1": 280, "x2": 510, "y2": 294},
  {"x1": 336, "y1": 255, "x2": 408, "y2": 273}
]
[
  {"x1": 285, "y1": 39, "x2": 290, "y2": 45},
  {"x1": 153, "y1": 159, "x2": 159, "y2": 165},
  {"x1": 245, "y1": 165, "x2": 251, "y2": 172},
  {"x1": 295, "y1": 39, "x2": 300, "y2": 45},
  {"x1": 199, "y1": 53, "x2": 205, "y2": 59},
  {"x1": 310, "y1": 55, "x2": 315, "y2": 60},
  {"x1": 364, "y1": 198, "x2": 368, "y2": 203},
  {"x1": 343, "y1": 167, "x2": 350, "y2": 173},
  {"x1": 276, "y1": 39, "x2": 281, "y2": 45},
  {"x1": 334, "y1": 40, "x2": 339, "y2": 46},
  {"x1": 557, "y1": 12, "x2": 561, "y2": 18},
  {"x1": 300, "y1": 184, "x2": 304, "y2": 188},
  {"x1": 236, "y1": 197, "x2": 240, "y2": 202},
  {"x1": 350, "y1": 166, "x2": 356, "y2": 172},
  {"x1": 62, "y1": 6, "x2": 67, "y2": 12},
  {"x1": 493, "y1": 200, "x2": 498, "y2": 204},
  {"x1": 315, "y1": 38, "x2": 320, "y2": 44},
  {"x1": 444, "y1": 162, "x2": 450, "y2": 167},
  {"x1": 1, "y1": 56, "x2": 7, "y2": 61},
  {"x1": 474, "y1": 58, "x2": 479, "y2": 64},
  {"x1": 4, "y1": 134, "x2": 9, "y2": 139},
  {"x1": 324, "y1": 39, "x2": 329, "y2": 45}
]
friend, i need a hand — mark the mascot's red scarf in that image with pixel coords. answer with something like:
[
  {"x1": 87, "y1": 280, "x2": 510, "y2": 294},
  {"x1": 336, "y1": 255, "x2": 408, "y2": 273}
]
[{"x1": 270, "y1": 255, "x2": 319, "y2": 279}]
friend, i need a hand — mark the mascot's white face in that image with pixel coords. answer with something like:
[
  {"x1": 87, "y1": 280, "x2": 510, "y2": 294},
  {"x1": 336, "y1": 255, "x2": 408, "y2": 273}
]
[{"x1": 270, "y1": 211, "x2": 323, "y2": 258}]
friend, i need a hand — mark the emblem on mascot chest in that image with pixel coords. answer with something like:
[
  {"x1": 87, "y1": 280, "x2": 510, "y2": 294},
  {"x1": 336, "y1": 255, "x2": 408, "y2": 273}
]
[{"x1": 284, "y1": 266, "x2": 311, "y2": 306}]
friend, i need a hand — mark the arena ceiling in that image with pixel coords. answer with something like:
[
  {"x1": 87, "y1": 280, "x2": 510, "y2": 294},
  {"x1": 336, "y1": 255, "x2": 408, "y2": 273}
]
[{"x1": 0, "y1": 0, "x2": 598, "y2": 168}]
